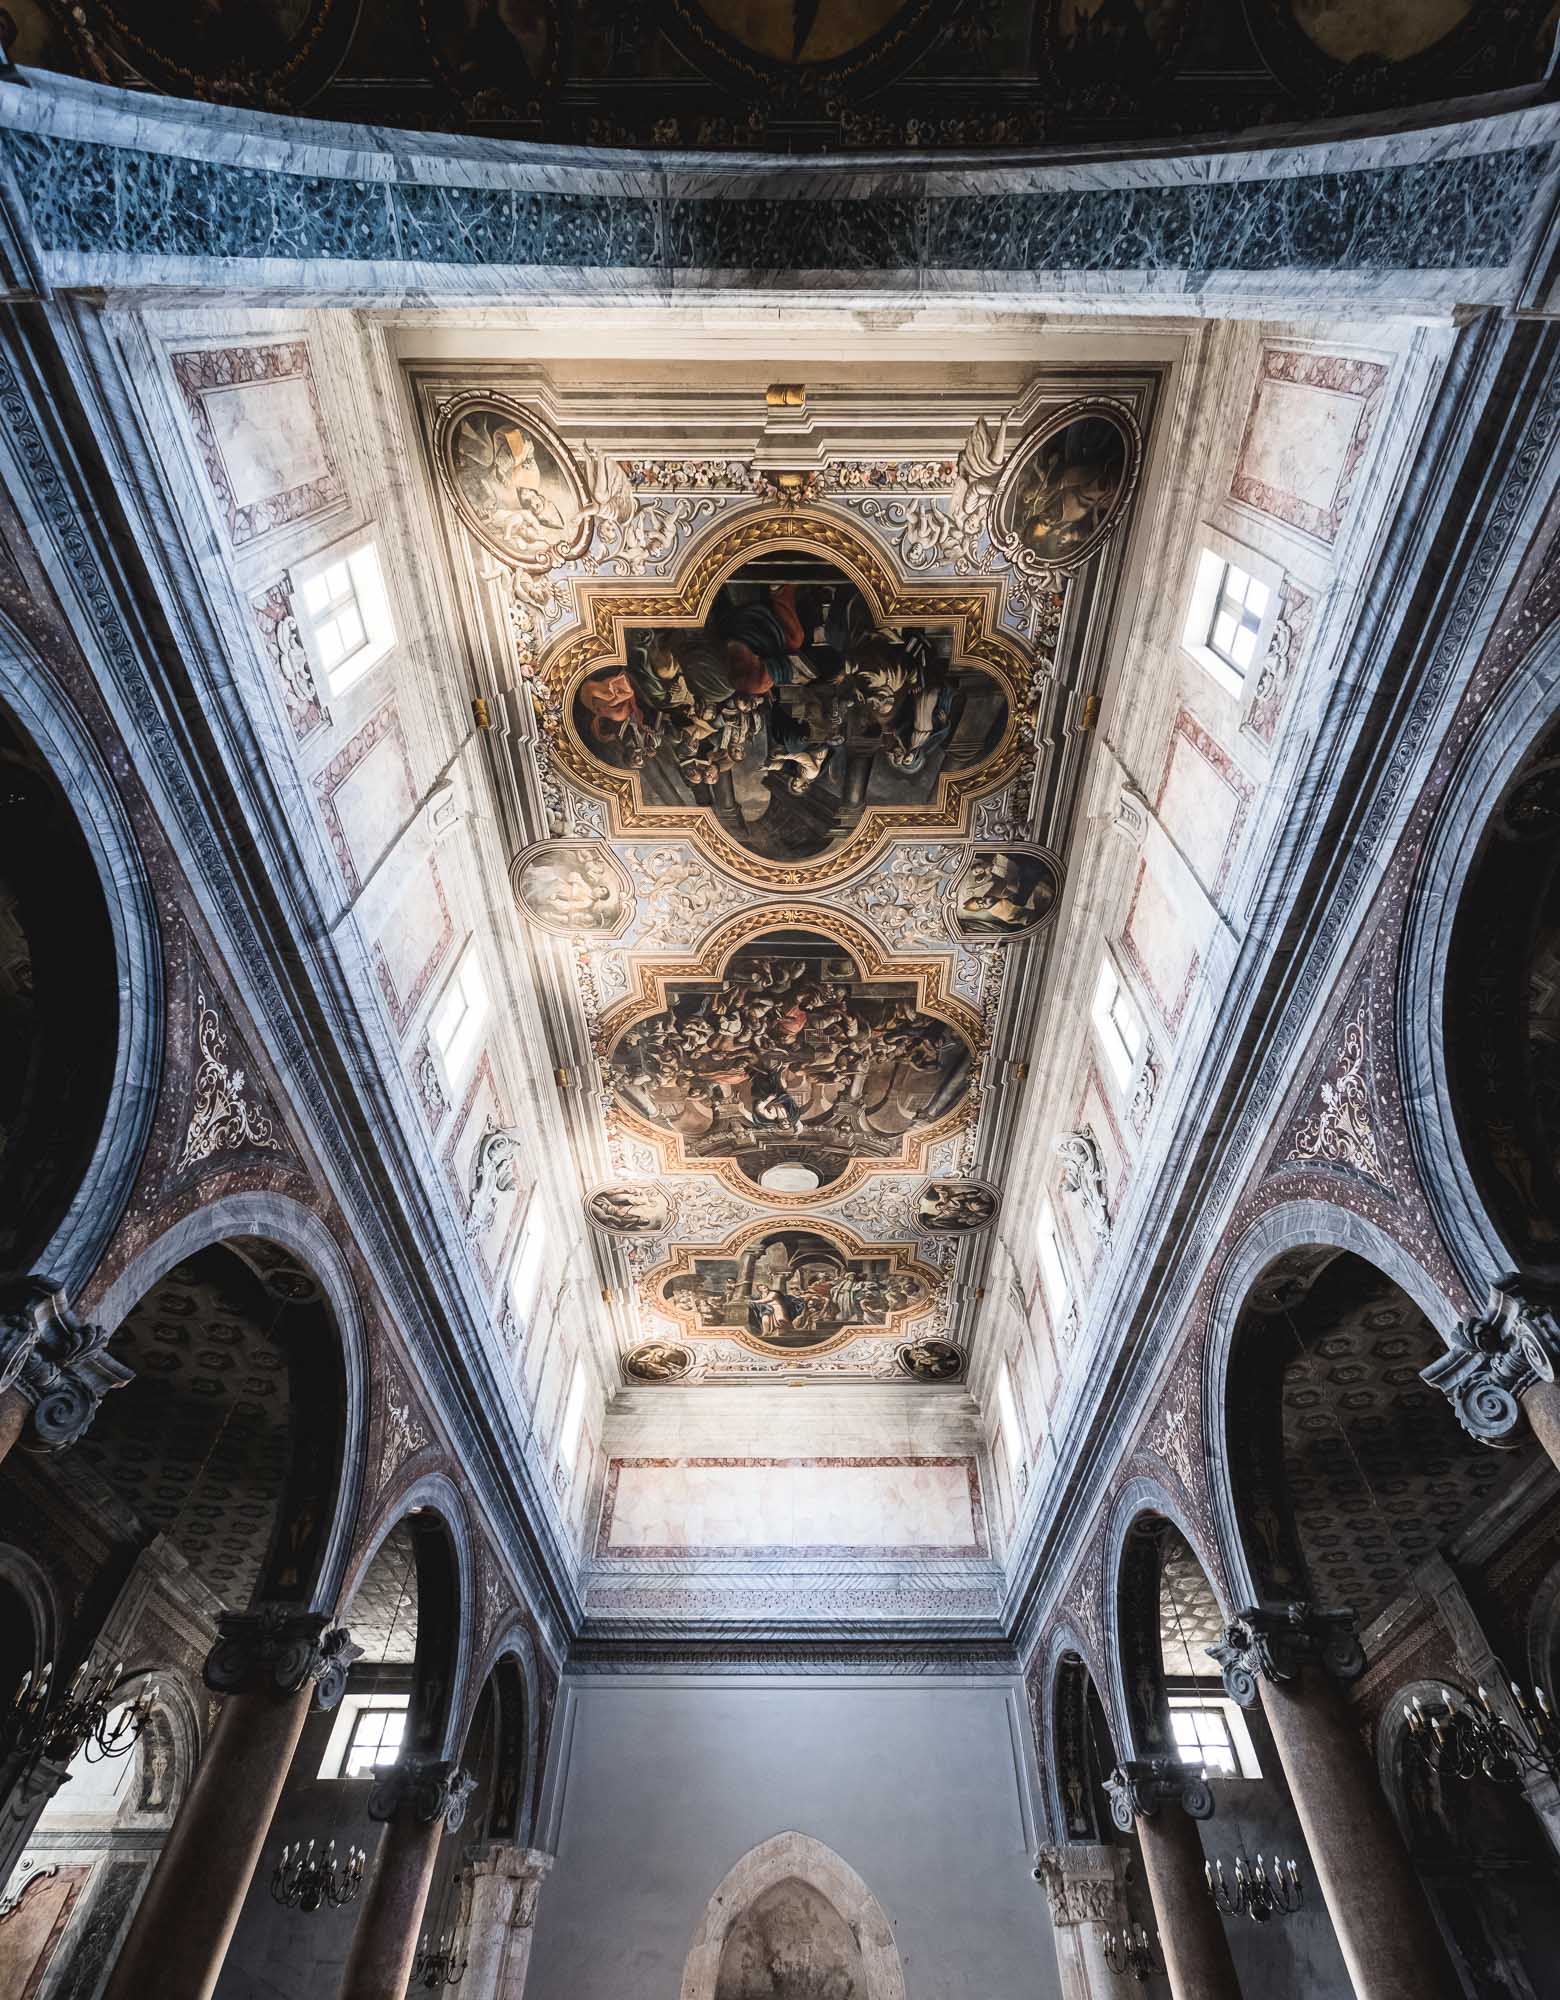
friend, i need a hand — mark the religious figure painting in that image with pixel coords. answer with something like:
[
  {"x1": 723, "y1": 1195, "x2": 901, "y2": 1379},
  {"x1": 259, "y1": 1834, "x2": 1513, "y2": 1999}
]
[
  {"x1": 898, "y1": 1337, "x2": 965, "y2": 1381},
  {"x1": 623, "y1": 1340, "x2": 694, "y2": 1382},
  {"x1": 660, "y1": 1229, "x2": 927, "y2": 1351},
  {"x1": 568, "y1": 558, "x2": 1011, "y2": 865},
  {"x1": 438, "y1": 396, "x2": 591, "y2": 571},
  {"x1": 584, "y1": 1183, "x2": 674, "y2": 1235},
  {"x1": 915, "y1": 1178, "x2": 1000, "y2": 1232},
  {"x1": 602, "y1": 930, "x2": 974, "y2": 1189},
  {"x1": 511, "y1": 841, "x2": 632, "y2": 938},
  {"x1": 947, "y1": 844, "x2": 1062, "y2": 939},
  {"x1": 991, "y1": 402, "x2": 1140, "y2": 575}
]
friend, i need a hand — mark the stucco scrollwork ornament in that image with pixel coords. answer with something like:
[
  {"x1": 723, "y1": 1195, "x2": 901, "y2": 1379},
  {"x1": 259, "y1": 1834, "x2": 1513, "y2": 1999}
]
[
  {"x1": 465, "y1": 1119, "x2": 522, "y2": 1240},
  {"x1": 1285, "y1": 1011, "x2": 1391, "y2": 1190},
  {"x1": 176, "y1": 987, "x2": 280, "y2": 1171},
  {"x1": 1421, "y1": 1277, "x2": 1560, "y2": 1446},
  {"x1": 0, "y1": 1280, "x2": 132, "y2": 1453},
  {"x1": 204, "y1": 1607, "x2": 362, "y2": 1709},
  {"x1": 1129, "y1": 1047, "x2": 1161, "y2": 1133},
  {"x1": 1207, "y1": 1602, "x2": 1366, "y2": 1709},
  {"x1": 368, "y1": 1756, "x2": 477, "y2": 1830},
  {"x1": 1055, "y1": 1127, "x2": 1111, "y2": 1242},
  {"x1": 1103, "y1": 1757, "x2": 1215, "y2": 1832}
]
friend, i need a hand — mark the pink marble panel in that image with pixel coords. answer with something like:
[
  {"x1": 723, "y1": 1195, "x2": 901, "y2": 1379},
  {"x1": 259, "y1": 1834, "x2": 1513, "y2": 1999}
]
[
  {"x1": 1155, "y1": 709, "x2": 1253, "y2": 897},
  {"x1": 171, "y1": 341, "x2": 345, "y2": 549},
  {"x1": 313, "y1": 701, "x2": 417, "y2": 895},
  {"x1": 371, "y1": 853, "x2": 453, "y2": 1037},
  {"x1": 1120, "y1": 858, "x2": 1199, "y2": 1035},
  {"x1": 1231, "y1": 348, "x2": 1388, "y2": 546}
]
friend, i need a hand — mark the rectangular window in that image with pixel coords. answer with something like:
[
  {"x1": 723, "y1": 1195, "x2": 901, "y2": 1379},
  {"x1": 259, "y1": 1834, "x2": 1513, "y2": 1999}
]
[
  {"x1": 1092, "y1": 959, "x2": 1144, "y2": 1091},
  {"x1": 558, "y1": 1359, "x2": 589, "y2": 1473},
  {"x1": 509, "y1": 1206, "x2": 546, "y2": 1323},
  {"x1": 996, "y1": 1358, "x2": 1025, "y2": 1479},
  {"x1": 317, "y1": 1692, "x2": 410, "y2": 1780},
  {"x1": 1206, "y1": 561, "x2": 1270, "y2": 678},
  {"x1": 1036, "y1": 1197, "x2": 1071, "y2": 1319},
  {"x1": 429, "y1": 947, "x2": 489, "y2": 1082},
  {"x1": 296, "y1": 542, "x2": 395, "y2": 696},
  {"x1": 1168, "y1": 1696, "x2": 1262, "y2": 1780}
]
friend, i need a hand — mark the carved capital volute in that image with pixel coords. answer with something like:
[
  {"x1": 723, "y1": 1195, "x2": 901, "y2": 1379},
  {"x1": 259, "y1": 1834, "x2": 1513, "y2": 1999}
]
[
  {"x1": 368, "y1": 1755, "x2": 477, "y2": 1830},
  {"x1": 1421, "y1": 1277, "x2": 1560, "y2": 1447},
  {"x1": 1208, "y1": 1601, "x2": 1365, "y2": 1707},
  {"x1": 0, "y1": 1280, "x2": 131, "y2": 1452},
  {"x1": 1102, "y1": 1756, "x2": 1214, "y2": 1833},
  {"x1": 203, "y1": 1607, "x2": 362, "y2": 1707}
]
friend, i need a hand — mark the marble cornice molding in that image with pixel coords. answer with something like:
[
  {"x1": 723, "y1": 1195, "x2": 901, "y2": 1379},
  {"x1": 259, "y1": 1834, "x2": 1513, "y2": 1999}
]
[{"x1": 1007, "y1": 315, "x2": 1560, "y2": 1666}]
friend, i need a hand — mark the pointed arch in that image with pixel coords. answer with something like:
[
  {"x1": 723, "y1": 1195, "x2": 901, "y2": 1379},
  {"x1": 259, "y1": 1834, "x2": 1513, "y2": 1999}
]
[{"x1": 680, "y1": 1832, "x2": 906, "y2": 2000}]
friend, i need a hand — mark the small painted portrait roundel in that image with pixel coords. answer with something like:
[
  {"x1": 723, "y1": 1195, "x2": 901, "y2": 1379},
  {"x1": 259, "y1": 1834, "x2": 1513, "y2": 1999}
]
[
  {"x1": 435, "y1": 393, "x2": 592, "y2": 573},
  {"x1": 623, "y1": 1341, "x2": 694, "y2": 1384},
  {"x1": 946, "y1": 844, "x2": 1062, "y2": 941},
  {"x1": 915, "y1": 1178, "x2": 1000, "y2": 1234},
  {"x1": 511, "y1": 841, "x2": 633, "y2": 939},
  {"x1": 990, "y1": 398, "x2": 1142, "y2": 577},
  {"x1": 898, "y1": 1338, "x2": 966, "y2": 1382},
  {"x1": 584, "y1": 1183, "x2": 674, "y2": 1236}
]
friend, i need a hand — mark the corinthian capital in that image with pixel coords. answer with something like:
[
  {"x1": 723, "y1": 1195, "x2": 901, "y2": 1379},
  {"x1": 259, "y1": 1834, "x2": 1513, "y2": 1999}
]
[
  {"x1": 1102, "y1": 1757, "x2": 1214, "y2": 1832},
  {"x1": 204, "y1": 1606, "x2": 361, "y2": 1707},
  {"x1": 1421, "y1": 1277, "x2": 1560, "y2": 1446},
  {"x1": 1208, "y1": 1601, "x2": 1365, "y2": 1707},
  {"x1": 368, "y1": 1755, "x2": 477, "y2": 1830},
  {"x1": 0, "y1": 1280, "x2": 131, "y2": 1451}
]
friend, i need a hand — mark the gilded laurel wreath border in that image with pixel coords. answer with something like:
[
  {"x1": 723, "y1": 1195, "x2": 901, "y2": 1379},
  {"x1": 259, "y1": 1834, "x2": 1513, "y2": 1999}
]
[
  {"x1": 538, "y1": 511, "x2": 1036, "y2": 891},
  {"x1": 640, "y1": 1213, "x2": 944, "y2": 1360}
]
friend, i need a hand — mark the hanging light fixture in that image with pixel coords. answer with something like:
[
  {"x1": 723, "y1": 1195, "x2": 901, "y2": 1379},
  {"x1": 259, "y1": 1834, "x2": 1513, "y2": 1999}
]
[
  {"x1": 1204, "y1": 1852, "x2": 1302, "y2": 1922},
  {"x1": 271, "y1": 1836, "x2": 365, "y2": 1913},
  {"x1": 1100, "y1": 1923, "x2": 1158, "y2": 1981},
  {"x1": 1402, "y1": 1678, "x2": 1560, "y2": 1788},
  {"x1": 412, "y1": 1860, "x2": 474, "y2": 1989},
  {"x1": 4, "y1": 1658, "x2": 158, "y2": 1770}
]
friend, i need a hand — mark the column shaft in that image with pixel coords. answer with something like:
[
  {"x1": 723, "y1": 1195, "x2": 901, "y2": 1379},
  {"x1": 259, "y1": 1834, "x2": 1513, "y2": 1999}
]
[
  {"x1": 338, "y1": 1810, "x2": 442, "y2": 2000},
  {"x1": 1259, "y1": 1671, "x2": 1459, "y2": 2000},
  {"x1": 1521, "y1": 1378, "x2": 1560, "y2": 1474},
  {"x1": 0, "y1": 1388, "x2": 26, "y2": 1465},
  {"x1": 102, "y1": 1682, "x2": 311, "y2": 2000},
  {"x1": 1135, "y1": 1806, "x2": 1243, "y2": 2000}
]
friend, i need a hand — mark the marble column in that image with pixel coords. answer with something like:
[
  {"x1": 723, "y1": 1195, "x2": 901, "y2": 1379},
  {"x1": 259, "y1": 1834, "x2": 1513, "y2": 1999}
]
[
  {"x1": 339, "y1": 1757, "x2": 475, "y2": 2000},
  {"x1": 0, "y1": 1281, "x2": 131, "y2": 1463},
  {"x1": 1421, "y1": 1277, "x2": 1560, "y2": 1475},
  {"x1": 1103, "y1": 1761, "x2": 1241, "y2": 2000},
  {"x1": 463, "y1": 1844, "x2": 553, "y2": 2000},
  {"x1": 102, "y1": 1609, "x2": 360, "y2": 2000},
  {"x1": 1035, "y1": 1843, "x2": 1128, "y2": 2000},
  {"x1": 1212, "y1": 1604, "x2": 1460, "y2": 2000},
  {"x1": 0, "y1": 1749, "x2": 70, "y2": 1891}
]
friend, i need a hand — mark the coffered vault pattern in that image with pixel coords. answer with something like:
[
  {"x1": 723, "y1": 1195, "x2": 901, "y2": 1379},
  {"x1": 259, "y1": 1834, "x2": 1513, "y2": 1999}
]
[{"x1": 417, "y1": 368, "x2": 1153, "y2": 1384}]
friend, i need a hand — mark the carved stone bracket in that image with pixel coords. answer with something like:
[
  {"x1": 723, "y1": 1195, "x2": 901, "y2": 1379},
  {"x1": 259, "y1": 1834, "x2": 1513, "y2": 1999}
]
[
  {"x1": 1421, "y1": 1276, "x2": 1560, "y2": 1447},
  {"x1": 1103, "y1": 1756, "x2": 1214, "y2": 1832},
  {"x1": 1035, "y1": 1843, "x2": 1126, "y2": 1927},
  {"x1": 368, "y1": 1755, "x2": 477, "y2": 1830},
  {"x1": 0, "y1": 1279, "x2": 132, "y2": 1452},
  {"x1": 1055, "y1": 1128, "x2": 1111, "y2": 1243},
  {"x1": 203, "y1": 1606, "x2": 362, "y2": 1708},
  {"x1": 1208, "y1": 1601, "x2": 1366, "y2": 1708}
]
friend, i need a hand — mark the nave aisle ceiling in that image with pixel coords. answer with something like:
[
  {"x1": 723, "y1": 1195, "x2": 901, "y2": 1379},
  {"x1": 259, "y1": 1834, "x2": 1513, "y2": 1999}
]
[{"x1": 410, "y1": 358, "x2": 1160, "y2": 1388}]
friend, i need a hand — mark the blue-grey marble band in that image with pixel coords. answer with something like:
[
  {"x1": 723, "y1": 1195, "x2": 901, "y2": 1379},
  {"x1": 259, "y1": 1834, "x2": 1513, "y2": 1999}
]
[{"x1": 4, "y1": 129, "x2": 1545, "y2": 275}]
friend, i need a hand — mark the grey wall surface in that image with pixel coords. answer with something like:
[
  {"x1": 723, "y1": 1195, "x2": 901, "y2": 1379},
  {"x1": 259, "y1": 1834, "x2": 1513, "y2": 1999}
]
[{"x1": 529, "y1": 1675, "x2": 1060, "y2": 2000}]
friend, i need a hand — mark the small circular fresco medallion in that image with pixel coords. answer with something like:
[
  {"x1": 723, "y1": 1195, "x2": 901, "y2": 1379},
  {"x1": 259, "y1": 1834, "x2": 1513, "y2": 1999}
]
[
  {"x1": 990, "y1": 398, "x2": 1142, "y2": 577},
  {"x1": 945, "y1": 842, "x2": 1063, "y2": 942},
  {"x1": 435, "y1": 393, "x2": 593, "y2": 573},
  {"x1": 584, "y1": 1182, "x2": 675, "y2": 1236},
  {"x1": 511, "y1": 840, "x2": 634, "y2": 939},
  {"x1": 898, "y1": 1337, "x2": 966, "y2": 1382},
  {"x1": 915, "y1": 1177, "x2": 1000, "y2": 1234},
  {"x1": 623, "y1": 1341, "x2": 695, "y2": 1383}
]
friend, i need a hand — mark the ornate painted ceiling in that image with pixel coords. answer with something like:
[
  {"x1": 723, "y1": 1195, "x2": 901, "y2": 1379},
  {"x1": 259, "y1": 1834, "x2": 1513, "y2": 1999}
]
[{"x1": 414, "y1": 364, "x2": 1157, "y2": 1387}]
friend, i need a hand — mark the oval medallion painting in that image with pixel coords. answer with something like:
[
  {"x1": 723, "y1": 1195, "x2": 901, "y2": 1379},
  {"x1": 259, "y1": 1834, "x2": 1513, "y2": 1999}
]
[
  {"x1": 623, "y1": 1341, "x2": 694, "y2": 1383},
  {"x1": 947, "y1": 845, "x2": 1062, "y2": 941},
  {"x1": 899, "y1": 1338, "x2": 965, "y2": 1382},
  {"x1": 584, "y1": 1183, "x2": 674, "y2": 1236},
  {"x1": 437, "y1": 395, "x2": 591, "y2": 572},
  {"x1": 916, "y1": 1179, "x2": 1000, "y2": 1233},
  {"x1": 658, "y1": 0, "x2": 949, "y2": 95},
  {"x1": 512, "y1": 841, "x2": 632, "y2": 939},
  {"x1": 991, "y1": 401, "x2": 1141, "y2": 575}
]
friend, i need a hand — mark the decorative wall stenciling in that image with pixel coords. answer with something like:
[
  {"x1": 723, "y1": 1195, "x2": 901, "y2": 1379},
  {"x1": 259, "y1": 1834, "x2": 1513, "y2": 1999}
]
[
  {"x1": 170, "y1": 342, "x2": 345, "y2": 550},
  {"x1": 377, "y1": 1370, "x2": 431, "y2": 1491},
  {"x1": 585, "y1": 1184, "x2": 675, "y2": 1235},
  {"x1": 512, "y1": 839, "x2": 634, "y2": 937},
  {"x1": 915, "y1": 1179, "x2": 1000, "y2": 1233},
  {"x1": 176, "y1": 987, "x2": 282, "y2": 1172},
  {"x1": 989, "y1": 400, "x2": 1143, "y2": 576}
]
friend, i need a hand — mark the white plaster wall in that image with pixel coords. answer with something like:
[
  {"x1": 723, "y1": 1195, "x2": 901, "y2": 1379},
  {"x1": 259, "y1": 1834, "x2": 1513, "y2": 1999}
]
[{"x1": 530, "y1": 1676, "x2": 1059, "y2": 2000}]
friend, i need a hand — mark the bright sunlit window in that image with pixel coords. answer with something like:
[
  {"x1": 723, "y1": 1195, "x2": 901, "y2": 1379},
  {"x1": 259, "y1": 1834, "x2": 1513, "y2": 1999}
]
[
  {"x1": 559, "y1": 1359, "x2": 589, "y2": 1473},
  {"x1": 995, "y1": 1358, "x2": 1025, "y2": 1477},
  {"x1": 1206, "y1": 560, "x2": 1270, "y2": 676},
  {"x1": 317, "y1": 1692, "x2": 409, "y2": 1780},
  {"x1": 429, "y1": 947, "x2": 489, "y2": 1082},
  {"x1": 1183, "y1": 543, "x2": 1277, "y2": 699},
  {"x1": 509, "y1": 1206, "x2": 546, "y2": 1323},
  {"x1": 1092, "y1": 959, "x2": 1144, "y2": 1090},
  {"x1": 1169, "y1": 1696, "x2": 1262, "y2": 1780},
  {"x1": 1036, "y1": 1196, "x2": 1071, "y2": 1319},
  {"x1": 296, "y1": 541, "x2": 395, "y2": 696}
]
